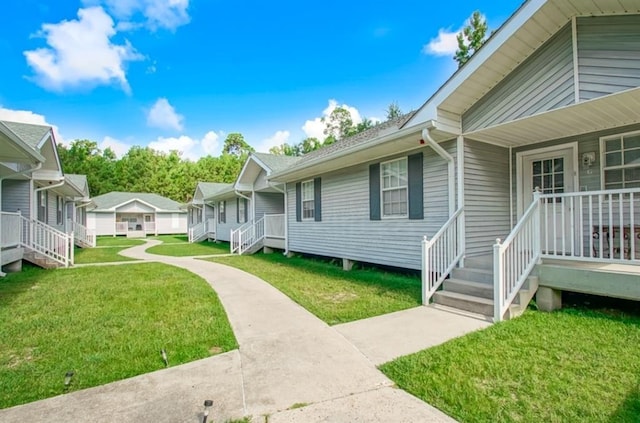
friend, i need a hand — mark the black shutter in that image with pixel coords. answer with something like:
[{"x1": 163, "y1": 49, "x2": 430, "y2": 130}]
[
  {"x1": 314, "y1": 177, "x2": 321, "y2": 222},
  {"x1": 244, "y1": 198, "x2": 248, "y2": 222},
  {"x1": 369, "y1": 163, "x2": 381, "y2": 220},
  {"x1": 236, "y1": 198, "x2": 240, "y2": 223},
  {"x1": 296, "y1": 182, "x2": 302, "y2": 222},
  {"x1": 408, "y1": 153, "x2": 424, "y2": 220}
]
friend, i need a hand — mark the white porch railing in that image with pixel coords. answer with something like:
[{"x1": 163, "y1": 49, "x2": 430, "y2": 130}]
[
  {"x1": 115, "y1": 222, "x2": 128, "y2": 234},
  {"x1": 188, "y1": 221, "x2": 205, "y2": 243},
  {"x1": 68, "y1": 219, "x2": 96, "y2": 248},
  {"x1": 1, "y1": 212, "x2": 22, "y2": 248},
  {"x1": 231, "y1": 218, "x2": 265, "y2": 255},
  {"x1": 21, "y1": 215, "x2": 73, "y2": 267},
  {"x1": 264, "y1": 214, "x2": 285, "y2": 239},
  {"x1": 538, "y1": 188, "x2": 640, "y2": 263},
  {"x1": 494, "y1": 191, "x2": 542, "y2": 322},
  {"x1": 144, "y1": 222, "x2": 156, "y2": 234},
  {"x1": 231, "y1": 221, "x2": 253, "y2": 254},
  {"x1": 422, "y1": 208, "x2": 465, "y2": 304}
]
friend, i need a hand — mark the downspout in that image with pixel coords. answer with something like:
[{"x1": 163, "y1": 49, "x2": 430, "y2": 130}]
[
  {"x1": 270, "y1": 182, "x2": 289, "y2": 255},
  {"x1": 422, "y1": 125, "x2": 455, "y2": 215}
]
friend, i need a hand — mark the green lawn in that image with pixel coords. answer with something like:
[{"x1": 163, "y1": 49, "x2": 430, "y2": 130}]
[
  {"x1": 0, "y1": 263, "x2": 237, "y2": 409},
  {"x1": 74, "y1": 246, "x2": 139, "y2": 264},
  {"x1": 95, "y1": 236, "x2": 146, "y2": 247},
  {"x1": 147, "y1": 241, "x2": 230, "y2": 257},
  {"x1": 209, "y1": 253, "x2": 421, "y2": 324},
  {"x1": 150, "y1": 234, "x2": 189, "y2": 244},
  {"x1": 380, "y1": 308, "x2": 640, "y2": 423}
]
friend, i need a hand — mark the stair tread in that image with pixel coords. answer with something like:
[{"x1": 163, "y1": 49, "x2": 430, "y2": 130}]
[
  {"x1": 455, "y1": 267, "x2": 493, "y2": 274},
  {"x1": 433, "y1": 290, "x2": 493, "y2": 305},
  {"x1": 446, "y1": 278, "x2": 492, "y2": 287}
]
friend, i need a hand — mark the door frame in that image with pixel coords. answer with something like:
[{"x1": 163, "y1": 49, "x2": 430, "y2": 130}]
[{"x1": 515, "y1": 142, "x2": 579, "y2": 218}]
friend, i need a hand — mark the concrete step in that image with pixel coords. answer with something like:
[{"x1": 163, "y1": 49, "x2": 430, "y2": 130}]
[
  {"x1": 463, "y1": 255, "x2": 493, "y2": 270},
  {"x1": 443, "y1": 279, "x2": 493, "y2": 299},
  {"x1": 432, "y1": 291, "x2": 494, "y2": 316},
  {"x1": 450, "y1": 267, "x2": 493, "y2": 284}
]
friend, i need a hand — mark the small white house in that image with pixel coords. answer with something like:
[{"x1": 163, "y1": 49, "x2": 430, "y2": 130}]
[{"x1": 86, "y1": 192, "x2": 187, "y2": 237}]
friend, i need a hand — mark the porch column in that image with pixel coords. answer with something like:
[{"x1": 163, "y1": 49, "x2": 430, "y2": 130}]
[{"x1": 457, "y1": 135, "x2": 466, "y2": 267}]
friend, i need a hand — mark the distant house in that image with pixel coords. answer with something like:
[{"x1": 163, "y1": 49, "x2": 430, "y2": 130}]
[
  {"x1": 86, "y1": 192, "x2": 187, "y2": 237},
  {"x1": 0, "y1": 120, "x2": 91, "y2": 271},
  {"x1": 186, "y1": 182, "x2": 231, "y2": 242}
]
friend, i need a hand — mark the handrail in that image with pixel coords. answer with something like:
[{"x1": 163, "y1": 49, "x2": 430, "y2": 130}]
[
  {"x1": 188, "y1": 221, "x2": 205, "y2": 243},
  {"x1": 20, "y1": 215, "x2": 73, "y2": 267},
  {"x1": 422, "y1": 207, "x2": 465, "y2": 304},
  {"x1": 493, "y1": 190, "x2": 541, "y2": 322},
  {"x1": 237, "y1": 217, "x2": 265, "y2": 255},
  {"x1": 69, "y1": 219, "x2": 96, "y2": 248},
  {"x1": 231, "y1": 220, "x2": 253, "y2": 253}
]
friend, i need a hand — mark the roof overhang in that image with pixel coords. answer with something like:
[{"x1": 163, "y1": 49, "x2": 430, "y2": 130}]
[
  {"x1": 406, "y1": 0, "x2": 640, "y2": 127},
  {"x1": 235, "y1": 154, "x2": 270, "y2": 187},
  {"x1": 0, "y1": 122, "x2": 45, "y2": 164},
  {"x1": 464, "y1": 87, "x2": 640, "y2": 147},
  {"x1": 270, "y1": 122, "x2": 455, "y2": 182},
  {"x1": 109, "y1": 198, "x2": 160, "y2": 212}
]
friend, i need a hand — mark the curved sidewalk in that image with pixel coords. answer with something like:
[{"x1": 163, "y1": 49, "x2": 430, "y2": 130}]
[{"x1": 0, "y1": 241, "x2": 483, "y2": 422}]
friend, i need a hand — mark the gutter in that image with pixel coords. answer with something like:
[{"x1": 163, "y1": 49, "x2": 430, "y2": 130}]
[{"x1": 422, "y1": 122, "x2": 455, "y2": 215}]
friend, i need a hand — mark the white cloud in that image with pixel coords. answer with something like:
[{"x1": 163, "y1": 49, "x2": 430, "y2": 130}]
[
  {"x1": 85, "y1": 0, "x2": 190, "y2": 31},
  {"x1": 0, "y1": 106, "x2": 63, "y2": 143},
  {"x1": 302, "y1": 99, "x2": 363, "y2": 140},
  {"x1": 256, "y1": 130, "x2": 290, "y2": 153},
  {"x1": 147, "y1": 98, "x2": 184, "y2": 131},
  {"x1": 147, "y1": 131, "x2": 223, "y2": 160},
  {"x1": 423, "y1": 27, "x2": 461, "y2": 56},
  {"x1": 24, "y1": 7, "x2": 142, "y2": 93},
  {"x1": 100, "y1": 136, "x2": 131, "y2": 157}
]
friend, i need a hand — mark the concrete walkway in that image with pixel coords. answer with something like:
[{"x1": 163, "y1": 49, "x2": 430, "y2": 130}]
[{"x1": 1, "y1": 241, "x2": 489, "y2": 422}]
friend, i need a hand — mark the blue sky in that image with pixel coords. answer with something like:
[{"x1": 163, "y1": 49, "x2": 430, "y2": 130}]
[{"x1": 0, "y1": 0, "x2": 522, "y2": 160}]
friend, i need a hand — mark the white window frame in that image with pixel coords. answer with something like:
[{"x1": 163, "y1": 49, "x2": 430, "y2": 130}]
[
  {"x1": 56, "y1": 195, "x2": 64, "y2": 225},
  {"x1": 301, "y1": 180, "x2": 315, "y2": 220},
  {"x1": 238, "y1": 198, "x2": 246, "y2": 224},
  {"x1": 600, "y1": 130, "x2": 640, "y2": 190},
  {"x1": 380, "y1": 157, "x2": 408, "y2": 218}
]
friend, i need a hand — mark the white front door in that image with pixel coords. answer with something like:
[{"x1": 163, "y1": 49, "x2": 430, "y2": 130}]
[{"x1": 519, "y1": 145, "x2": 577, "y2": 254}]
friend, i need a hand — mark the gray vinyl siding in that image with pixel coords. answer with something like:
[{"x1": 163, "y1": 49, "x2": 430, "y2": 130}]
[
  {"x1": 577, "y1": 15, "x2": 640, "y2": 101},
  {"x1": 91, "y1": 212, "x2": 117, "y2": 236},
  {"x1": 463, "y1": 140, "x2": 511, "y2": 257},
  {"x1": 463, "y1": 25, "x2": 574, "y2": 132},
  {"x1": 286, "y1": 143, "x2": 454, "y2": 270},
  {"x1": 255, "y1": 192, "x2": 284, "y2": 219},
  {"x1": 215, "y1": 198, "x2": 240, "y2": 242},
  {"x1": 204, "y1": 204, "x2": 215, "y2": 220},
  {"x1": 1, "y1": 179, "x2": 31, "y2": 219}
]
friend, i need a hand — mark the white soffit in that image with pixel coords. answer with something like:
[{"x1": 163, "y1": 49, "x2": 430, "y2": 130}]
[{"x1": 464, "y1": 88, "x2": 640, "y2": 147}]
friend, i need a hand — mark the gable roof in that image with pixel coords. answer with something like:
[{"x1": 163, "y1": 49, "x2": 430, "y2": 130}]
[
  {"x1": 65, "y1": 174, "x2": 89, "y2": 197},
  {"x1": 195, "y1": 182, "x2": 231, "y2": 199},
  {"x1": 252, "y1": 152, "x2": 302, "y2": 173},
  {"x1": 269, "y1": 112, "x2": 419, "y2": 181},
  {"x1": 0, "y1": 121, "x2": 47, "y2": 164},
  {"x1": 0, "y1": 121, "x2": 52, "y2": 150},
  {"x1": 88, "y1": 192, "x2": 184, "y2": 212}
]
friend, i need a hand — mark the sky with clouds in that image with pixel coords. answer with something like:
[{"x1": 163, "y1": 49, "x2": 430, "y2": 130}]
[{"x1": 1, "y1": 0, "x2": 522, "y2": 160}]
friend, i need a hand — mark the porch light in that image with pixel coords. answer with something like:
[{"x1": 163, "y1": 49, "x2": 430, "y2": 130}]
[
  {"x1": 202, "y1": 399, "x2": 213, "y2": 423},
  {"x1": 161, "y1": 349, "x2": 169, "y2": 367},
  {"x1": 64, "y1": 371, "x2": 74, "y2": 390}
]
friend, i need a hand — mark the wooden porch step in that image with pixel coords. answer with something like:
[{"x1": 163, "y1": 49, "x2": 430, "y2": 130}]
[
  {"x1": 443, "y1": 279, "x2": 493, "y2": 299},
  {"x1": 23, "y1": 251, "x2": 64, "y2": 269},
  {"x1": 431, "y1": 291, "x2": 494, "y2": 316}
]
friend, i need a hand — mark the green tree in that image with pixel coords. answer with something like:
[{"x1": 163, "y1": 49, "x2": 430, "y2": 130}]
[
  {"x1": 222, "y1": 133, "x2": 254, "y2": 158},
  {"x1": 454, "y1": 11, "x2": 488, "y2": 67},
  {"x1": 57, "y1": 139, "x2": 117, "y2": 196},
  {"x1": 385, "y1": 102, "x2": 402, "y2": 120},
  {"x1": 323, "y1": 106, "x2": 355, "y2": 141}
]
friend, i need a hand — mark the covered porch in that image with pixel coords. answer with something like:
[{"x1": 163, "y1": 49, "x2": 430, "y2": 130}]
[{"x1": 115, "y1": 213, "x2": 157, "y2": 237}]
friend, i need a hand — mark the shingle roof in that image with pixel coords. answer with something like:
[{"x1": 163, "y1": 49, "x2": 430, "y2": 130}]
[
  {"x1": 65, "y1": 174, "x2": 89, "y2": 196},
  {"x1": 274, "y1": 112, "x2": 416, "y2": 172},
  {"x1": 252, "y1": 152, "x2": 303, "y2": 173},
  {"x1": 0, "y1": 121, "x2": 52, "y2": 150},
  {"x1": 89, "y1": 192, "x2": 184, "y2": 212},
  {"x1": 197, "y1": 182, "x2": 232, "y2": 198}
]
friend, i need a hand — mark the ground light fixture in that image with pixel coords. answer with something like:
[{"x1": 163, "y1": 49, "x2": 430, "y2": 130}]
[
  {"x1": 161, "y1": 349, "x2": 169, "y2": 367},
  {"x1": 64, "y1": 371, "x2": 74, "y2": 390},
  {"x1": 202, "y1": 400, "x2": 213, "y2": 423}
]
